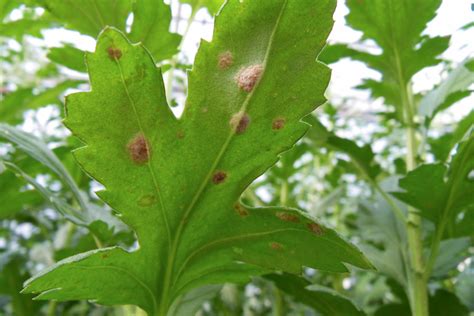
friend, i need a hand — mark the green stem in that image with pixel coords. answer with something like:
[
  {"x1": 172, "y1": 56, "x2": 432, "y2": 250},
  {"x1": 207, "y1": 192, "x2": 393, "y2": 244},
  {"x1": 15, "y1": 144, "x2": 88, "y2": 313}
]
[
  {"x1": 397, "y1": 63, "x2": 428, "y2": 316},
  {"x1": 272, "y1": 283, "x2": 284, "y2": 316},
  {"x1": 46, "y1": 300, "x2": 57, "y2": 316}
]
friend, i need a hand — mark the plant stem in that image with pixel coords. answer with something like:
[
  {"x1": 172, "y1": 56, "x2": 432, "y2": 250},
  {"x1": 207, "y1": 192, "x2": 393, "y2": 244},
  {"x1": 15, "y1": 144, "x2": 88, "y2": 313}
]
[
  {"x1": 46, "y1": 301, "x2": 57, "y2": 316},
  {"x1": 401, "y1": 79, "x2": 428, "y2": 316},
  {"x1": 272, "y1": 283, "x2": 284, "y2": 316}
]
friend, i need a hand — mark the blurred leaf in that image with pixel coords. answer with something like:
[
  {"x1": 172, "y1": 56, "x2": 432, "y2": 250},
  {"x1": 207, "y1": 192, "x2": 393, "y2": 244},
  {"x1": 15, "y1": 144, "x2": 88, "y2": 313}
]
[
  {"x1": 39, "y1": 0, "x2": 180, "y2": 63},
  {"x1": 392, "y1": 137, "x2": 474, "y2": 236},
  {"x1": 430, "y1": 237, "x2": 470, "y2": 278},
  {"x1": 429, "y1": 289, "x2": 469, "y2": 316},
  {"x1": 0, "y1": 253, "x2": 42, "y2": 316},
  {"x1": 0, "y1": 80, "x2": 81, "y2": 124},
  {"x1": 129, "y1": 0, "x2": 181, "y2": 62},
  {"x1": 179, "y1": 0, "x2": 224, "y2": 15},
  {"x1": 0, "y1": 18, "x2": 51, "y2": 40},
  {"x1": 267, "y1": 273, "x2": 365, "y2": 316},
  {"x1": 306, "y1": 115, "x2": 381, "y2": 180},
  {"x1": 342, "y1": 0, "x2": 448, "y2": 119},
  {"x1": 455, "y1": 258, "x2": 474, "y2": 311},
  {"x1": 429, "y1": 110, "x2": 474, "y2": 162},
  {"x1": 168, "y1": 285, "x2": 221, "y2": 316},
  {"x1": 419, "y1": 59, "x2": 474, "y2": 120},
  {"x1": 0, "y1": 0, "x2": 22, "y2": 21},
  {"x1": 48, "y1": 45, "x2": 87, "y2": 73},
  {"x1": 0, "y1": 168, "x2": 42, "y2": 218},
  {"x1": 0, "y1": 124, "x2": 125, "y2": 233},
  {"x1": 40, "y1": 0, "x2": 131, "y2": 37},
  {"x1": 357, "y1": 177, "x2": 408, "y2": 287}
]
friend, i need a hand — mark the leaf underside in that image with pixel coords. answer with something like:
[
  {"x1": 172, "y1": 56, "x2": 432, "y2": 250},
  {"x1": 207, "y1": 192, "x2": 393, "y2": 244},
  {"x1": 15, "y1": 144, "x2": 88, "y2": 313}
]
[{"x1": 22, "y1": 1, "x2": 372, "y2": 314}]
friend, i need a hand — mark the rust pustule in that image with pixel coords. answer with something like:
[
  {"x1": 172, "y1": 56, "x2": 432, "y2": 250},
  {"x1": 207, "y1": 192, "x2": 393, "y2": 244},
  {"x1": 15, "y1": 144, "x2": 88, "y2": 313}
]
[
  {"x1": 107, "y1": 47, "x2": 122, "y2": 60},
  {"x1": 234, "y1": 203, "x2": 249, "y2": 217},
  {"x1": 230, "y1": 112, "x2": 250, "y2": 134},
  {"x1": 236, "y1": 64, "x2": 263, "y2": 92},
  {"x1": 272, "y1": 118, "x2": 286, "y2": 130},
  {"x1": 218, "y1": 51, "x2": 234, "y2": 69},
  {"x1": 276, "y1": 212, "x2": 299, "y2": 223},
  {"x1": 212, "y1": 171, "x2": 227, "y2": 184},
  {"x1": 307, "y1": 222, "x2": 324, "y2": 236},
  {"x1": 270, "y1": 242, "x2": 283, "y2": 250},
  {"x1": 127, "y1": 133, "x2": 150, "y2": 164}
]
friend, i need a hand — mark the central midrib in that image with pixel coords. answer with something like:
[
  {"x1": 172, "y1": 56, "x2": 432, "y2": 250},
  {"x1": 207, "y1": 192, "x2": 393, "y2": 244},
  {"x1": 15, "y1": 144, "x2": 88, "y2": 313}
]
[{"x1": 159, "y1": 0, "x2": 289, "y2": 312}]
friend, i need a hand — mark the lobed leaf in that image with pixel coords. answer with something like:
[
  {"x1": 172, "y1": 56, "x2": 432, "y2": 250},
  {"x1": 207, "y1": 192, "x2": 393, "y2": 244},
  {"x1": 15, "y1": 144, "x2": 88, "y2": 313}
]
[{"x1": 22, "y1": 1, "x2": 372, "y2": 314}]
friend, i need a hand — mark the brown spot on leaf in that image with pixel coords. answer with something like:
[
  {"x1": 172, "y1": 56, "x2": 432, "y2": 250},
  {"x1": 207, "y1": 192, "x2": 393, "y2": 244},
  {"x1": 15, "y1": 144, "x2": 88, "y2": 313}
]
[
  {"x1": 234, "y1": 203, "x2": 249, "y2": 217},
  {"x1": 212, "y1": 171, "x2": 227, "y2": 184},
  {"x1": 276, "y1": 212, "x2": 299, "y2": 223},
  {"x1": 127, "y1": 133, "x2": 150, "y2": 164},
  {"x1": 307, "y1": 222, "x2": 324, "y2": 236},
  {"x1": 176, "y1": 130, "x2": 185, "y2": 139},
  {"x1": 270, "y1": 242, "x2": 283, "y2": 250},
  {"x1": 107, "y1": 47, "x2": 122, "y2": 60},
  {"x1": 236, "y1": 64, "x2": 263, "y2": 92},
  {"x1": 272, "y1": 118, "x2": 286, "y2": 130},
  {"x1": 101, "y1": 253, "x2": 110, "y2": 259},
  {"x1": 218, "y1": 51, "x2": 233, "y2": 69},
  {"x1": 230, "y1": 112, "x2": 250, "y2": 134}
]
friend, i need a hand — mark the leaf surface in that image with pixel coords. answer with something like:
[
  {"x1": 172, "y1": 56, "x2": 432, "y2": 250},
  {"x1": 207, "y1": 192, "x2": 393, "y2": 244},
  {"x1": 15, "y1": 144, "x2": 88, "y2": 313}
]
[
  {"x1": 22, "y1": 1, "x2": 372, "y2": 314},
  {"x1": 267, "y1": 273, "x2": 365, "y2": 316},
  {"x1": 392, "y1": 137, "x2": 474, "y2": 235}
]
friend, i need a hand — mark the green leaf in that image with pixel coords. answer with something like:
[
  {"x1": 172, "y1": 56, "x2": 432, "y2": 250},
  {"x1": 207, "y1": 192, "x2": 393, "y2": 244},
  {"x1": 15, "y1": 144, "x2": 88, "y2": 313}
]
[
  {"x1": 419, "y1": 59, "x2": 474, "y2": 120},
  {"x1": 167, "y1": 285, "x2": 221, "y2": 316},
  {"x1": 305, "y1": 115, "x2": 381, "y2": 180},
  {"x1": 129, "y1": 0, "x2": 181, "y2": 61},
  {"x1": 0, "y1": 253, "x2": 42, "y2": 316},
  {"x1": 39, "y1": 0, "x2": 180, "y2": 62},
  {"x1": 0, "y1": 124, "x2": 124, "y2": 232},
  {"x1": 455, "y1": 257, "x2": 474, "y2": 311},
  {"x1": 179, "y1": 0, "x2": 224, "y2": 15},
  {"x1": 267, "y1": 273, "x2": 365, "y2": 316},
  {"x1": 357, "y1": 177, "x2": 408, "y2": 287},
  {"x1": 0, "y1": 168, "x2": 42, "y2": 218},
  {"x1": 0, "y1": 80, "x2": 81, "y2": 124},
  {"x1": 392, "y1": 137, "x2": 474, "y2": 234},
  {"x1": 429, "y1": 110, "x2": 474, "y2": 162},
  {"x1": 430, "y1": 237, "x2": 470, "y2": 278},
  {"x1": 22, "y1": 1, "x2": 372, "y2": 314},
  {"x1": 48, "y1": 45, "x2": 88, "y2": 73},
  {"x1": 41, "y1": 0, "x2": 131, "y2": 37},
  {"x1": 343, "y1": 0, "x2": 448, "y2": 119},
  {"x1": 429, "y1": 289, "x2": 469, "y2": 316}
]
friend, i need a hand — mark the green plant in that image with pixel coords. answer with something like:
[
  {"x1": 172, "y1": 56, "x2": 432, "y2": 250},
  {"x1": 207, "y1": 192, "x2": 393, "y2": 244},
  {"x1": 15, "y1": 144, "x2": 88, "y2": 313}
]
[{"x1": 1, "y1": 0, "x2": 472, "y2": 315}]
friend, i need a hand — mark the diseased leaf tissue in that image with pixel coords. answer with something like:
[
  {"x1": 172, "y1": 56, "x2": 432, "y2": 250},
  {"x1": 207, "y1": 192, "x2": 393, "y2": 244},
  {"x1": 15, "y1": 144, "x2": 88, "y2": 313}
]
[{"x1": 20, "y1": 0, "x2": 372, "y2": 314}]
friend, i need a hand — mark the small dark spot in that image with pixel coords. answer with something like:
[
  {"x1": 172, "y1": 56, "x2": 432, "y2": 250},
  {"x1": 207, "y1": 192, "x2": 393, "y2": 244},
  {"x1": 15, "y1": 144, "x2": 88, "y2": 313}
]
[
  {"x1": 101, "y1": 253, "x2": 110, "y2": 259},
  {"x1": 127, "y1": 133, "x2": 150, "y2": 164},
  {"x1": 230, "y1": 112, "x2": 250, "y2": 134},
  {"x1": 236, "y1": 64, "x2": 264, "y2": 92},
  {"x1": 270, "y1": 242, "x2": 283, "y2": 250},
  {"x1": 307, "y1": 222, "x2": 324, "y2": 236},
  {"x1": 107, "y1": 47, "x2": 122, "y2": 60},
  {"x1": 234, "y1": 203, "x2": 249, "y2": 217},
  {"x1": 212, "y1": 171, "x2": 227, "y2": 184},
  {"x1": 176, "y1": 130, "x2": 185, "y2": 139},
  {"x1": 218, "y1": 51, "x2": 233, "y2": 69},
  {"x1": 138, "y1": 194, "x2": 156, "y2": 207},
  {"x1": 272, "y1": 118, "x2": 286, "y2": 130},
  {"x1": 276, "y1": 212, "x2": 299, "y2": 223}
]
